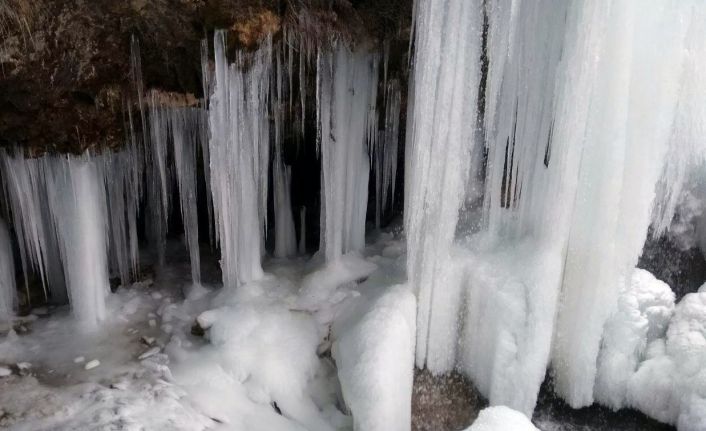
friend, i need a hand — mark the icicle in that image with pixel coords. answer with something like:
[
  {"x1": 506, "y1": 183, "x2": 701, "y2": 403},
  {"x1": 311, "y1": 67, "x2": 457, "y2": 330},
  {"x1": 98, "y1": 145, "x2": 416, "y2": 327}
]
[
  {"x1": 207, "y1": 30, "x2": 271, "y2": 287},
  {"x1": 299, "y1": 206, "x2": 307, "y2": 255},
  {"x1": 317, "y1": 44, "x2": 379, "y2": 261},
  {"x1": 199, "y1": 40, "x2": 215, "y2": 247},
  {"x1": 170, "y1": 108, "x2": 203, "y2": 285},
  {"x1": 0, "y1": 219, "x2": 16, "y2": 323},
  {"x1": 103, "y1": 145, "x2": 142, "y2": 287},
  {"x1": 0, "y1": 151, "x2": 53, "y2": 301}
]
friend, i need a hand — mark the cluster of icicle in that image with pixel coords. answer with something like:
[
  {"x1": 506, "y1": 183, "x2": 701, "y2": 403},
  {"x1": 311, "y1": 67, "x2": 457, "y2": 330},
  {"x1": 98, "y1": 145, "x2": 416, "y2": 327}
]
[
  {"x1": 407, "y1": 0, "x2": 706, "y2": 419},
  {"x1": 0, "y1": 28, "x2": 402, "y2": 325},
  {"x1": 0, "y1": 149, "x2": 140, "y2": 330}
]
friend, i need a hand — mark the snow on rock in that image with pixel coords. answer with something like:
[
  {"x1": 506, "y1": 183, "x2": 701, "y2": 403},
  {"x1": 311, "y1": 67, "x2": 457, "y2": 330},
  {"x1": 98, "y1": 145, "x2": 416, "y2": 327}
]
[
  {"x1": 0, "y1": 366, "x2": 11, "y2": 377},
  {"x1": 464, "y1": 406, "x2": 538, "y2": 431},
  {"x1": 332, "y1": 283, "x2": 416, "y2": 431},
  {"x1": 595, "y1": 268, "x2": 675, "y2": 409},
  {"x1": 626, "y1": 289, "x2": 706, "y2": 429}
]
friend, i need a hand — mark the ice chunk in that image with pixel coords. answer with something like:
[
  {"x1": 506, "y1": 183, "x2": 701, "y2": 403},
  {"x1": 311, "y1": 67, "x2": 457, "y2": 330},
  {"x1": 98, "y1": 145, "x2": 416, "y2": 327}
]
[
  {"x1": 84, "y1": 359, "x2": 100, "y2": 370},
  {"x1": 464, "y1": 406, "x2": 538, "y2": 431}
]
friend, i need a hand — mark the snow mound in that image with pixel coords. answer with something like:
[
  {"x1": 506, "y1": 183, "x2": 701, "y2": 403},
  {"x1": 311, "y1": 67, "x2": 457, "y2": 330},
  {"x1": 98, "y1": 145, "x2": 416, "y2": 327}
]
[
  {"x1": 464, "y1": 406, "x2": 538, "y2": 431},
  {"x1": 199, "y1": 303, "x2": 321, "y2": 400},
  {"x1": 595, "y1": 268, "x2": 675, "y2": 409},
  {"x1": 297, "y1": 253, "x2": 377, "y2": 316},
  {"x1": 332, "y1": 283, "x2": 416, "y2": 431}
]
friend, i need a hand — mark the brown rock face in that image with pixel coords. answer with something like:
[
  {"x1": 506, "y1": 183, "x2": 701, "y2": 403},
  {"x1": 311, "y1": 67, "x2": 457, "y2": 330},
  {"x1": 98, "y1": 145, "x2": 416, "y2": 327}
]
[{"x1": 0, "y1": 0, "x2": 412, "y2": 154}]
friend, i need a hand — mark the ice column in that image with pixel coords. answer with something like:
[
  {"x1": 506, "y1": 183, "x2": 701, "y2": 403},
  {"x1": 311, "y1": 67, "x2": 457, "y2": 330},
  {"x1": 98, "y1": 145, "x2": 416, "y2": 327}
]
[
  {"x1": 405, "y1": 0, "x2": 483, "y2": 368},
  {"x1": 316, "y1": 44, "x2": 379, "y2": 261},
  {"x1": 207, "y1": 30, "x2": 271, "y2": 287},
  {"x1": 0, "y1": 219, "x2": 16, "y2": 322},
  {"x1": 552, "y1": 1, "x2": 703, "y2": 407},
  {"x1": 45, "y1": 155, "x2": 109, "y2": 330}
]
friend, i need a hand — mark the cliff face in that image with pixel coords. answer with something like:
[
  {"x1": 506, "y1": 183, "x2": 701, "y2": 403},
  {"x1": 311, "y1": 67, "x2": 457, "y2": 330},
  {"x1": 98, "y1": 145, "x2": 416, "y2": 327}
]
[{"x1": 0, "y1": 0, "x2": 411, "y2": 154}]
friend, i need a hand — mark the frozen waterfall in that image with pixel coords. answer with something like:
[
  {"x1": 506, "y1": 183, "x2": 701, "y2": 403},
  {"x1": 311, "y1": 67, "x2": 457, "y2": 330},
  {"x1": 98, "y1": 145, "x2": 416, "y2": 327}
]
[{"x1": 407, "y1": 0, "x2": 706, "y2": 417}]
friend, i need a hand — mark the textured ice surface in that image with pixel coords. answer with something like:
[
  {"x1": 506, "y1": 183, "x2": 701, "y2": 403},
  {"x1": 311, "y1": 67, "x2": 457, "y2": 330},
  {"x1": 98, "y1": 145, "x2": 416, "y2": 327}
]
[{"x1": 595, "y1": 269, "x2": 675, "y2": 409}]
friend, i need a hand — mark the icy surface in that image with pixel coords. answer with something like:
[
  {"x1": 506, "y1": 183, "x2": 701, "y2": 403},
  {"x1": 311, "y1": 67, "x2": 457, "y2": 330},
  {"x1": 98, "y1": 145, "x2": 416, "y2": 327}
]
[
  {"x1": 0, "y1": 234, "x2": 410, "y2": 430},
  {"x1": 464, "y1": 406, "x2": 538, "y2": 431}
]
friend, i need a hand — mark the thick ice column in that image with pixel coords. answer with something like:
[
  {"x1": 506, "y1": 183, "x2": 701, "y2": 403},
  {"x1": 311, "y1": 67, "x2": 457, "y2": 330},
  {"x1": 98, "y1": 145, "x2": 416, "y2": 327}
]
[
  {"x1": 455, "y1": 0, "x2": 574, "y2": 415},
  {"x1": 405, "y1": 0, "x2": 483, "y2": 369},
  {"x1": 0, "y1": 219, "x2": 16, "y2": 322},
  {"x1": 170, "y1": 108, "x2": 203, "y2": 285},
  {"x1": 552, "y1": 1, "x2": 694, "y2": 407},
  {"x1": 45, "y1": 155, "x2": 109, "y2": 330},
  {"x1": 317, "y1": 45, "x2": 378, "y2": 261},
  {"x1": 207, "y1": 30, "x2": 271, "y2": 287}
]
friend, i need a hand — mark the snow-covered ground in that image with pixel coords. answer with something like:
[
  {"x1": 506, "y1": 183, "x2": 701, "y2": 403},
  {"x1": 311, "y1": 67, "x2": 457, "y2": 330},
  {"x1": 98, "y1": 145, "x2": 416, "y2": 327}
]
[{"x1": 0, "y1": 233, "x2": 416, "y2": 431}]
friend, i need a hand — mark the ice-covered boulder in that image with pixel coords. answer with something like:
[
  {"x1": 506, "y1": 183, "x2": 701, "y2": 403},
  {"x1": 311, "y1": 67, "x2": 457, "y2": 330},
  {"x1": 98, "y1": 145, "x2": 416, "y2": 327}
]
[
  {"x1": 626, "y1": 287, "x2": 706, "y2": 429},
  {"x1": 595, "y1": 268, "x2": 675, "y2": 409}
]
